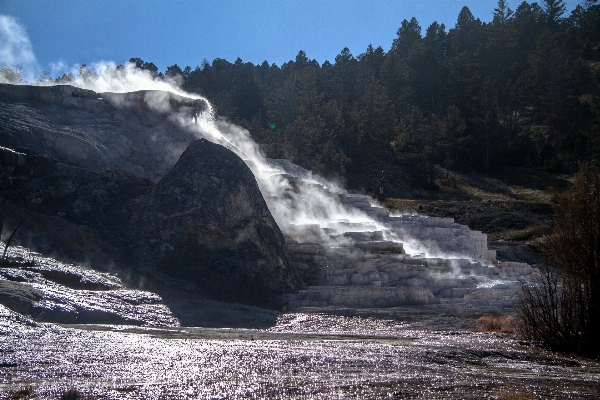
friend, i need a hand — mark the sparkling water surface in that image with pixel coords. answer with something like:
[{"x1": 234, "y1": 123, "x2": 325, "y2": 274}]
[{"x1": 1, "y1": 311, "x2": 599, "y2": 399}]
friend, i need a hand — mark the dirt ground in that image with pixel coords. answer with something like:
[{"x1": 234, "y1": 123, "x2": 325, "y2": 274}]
[{"x1": 384, "y1": 166, "x2": 573, "y2": 266}]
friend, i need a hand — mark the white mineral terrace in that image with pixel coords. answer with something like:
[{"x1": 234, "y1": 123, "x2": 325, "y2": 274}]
[
  {"x1": 250, "y1": 159, "x2": 538, "y2": 313},
  {"x1": 0, "y1": 84, "x2": 539, "y2": 315}
]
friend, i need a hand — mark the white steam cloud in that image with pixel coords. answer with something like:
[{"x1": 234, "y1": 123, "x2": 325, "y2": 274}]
[
  {"x1": 71, "y1": 62, "x2": 186, "y2": 94},
  {"x1": 41, "y1": 61, "x2": 416, "y2": 256},
  {"x1": 0, "y1": 15, "x2": 39, "y2": 83},
  {"x1": 5, "y1": 58, "x2": 486, "y2": 264},
  {"x1": 0, "y1": 19, "x2": 494, "y2": 273},
  {"x1": 0, "y1": 17, "x2": 380, "y2": 244}
]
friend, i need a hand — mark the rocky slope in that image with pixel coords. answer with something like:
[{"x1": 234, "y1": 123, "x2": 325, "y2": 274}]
[
  {"x1": 0, "y1": 84, "x2": 298, "y2": 316},
  {"x1": 129, "y1": 139, "x2": 301, "y2": 305},
  {"x1": 0, "y1": 83, "x2": 204, "y2": 182},
  {"x1": 0, "y1": 83, "x2": 542, "y2": 326}
]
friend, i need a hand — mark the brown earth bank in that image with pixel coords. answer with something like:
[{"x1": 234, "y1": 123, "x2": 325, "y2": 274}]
[{"x1": 378, "y1": 165, "x2": 574, "y2": 267}]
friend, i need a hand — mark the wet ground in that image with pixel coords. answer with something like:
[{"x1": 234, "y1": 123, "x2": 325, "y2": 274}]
[
  {"x1": 0, "y1": 247, "x2": 597, "y2": 399},
  {"x1": 1, "y1": 310, "x2": 598, "y2": 399}
]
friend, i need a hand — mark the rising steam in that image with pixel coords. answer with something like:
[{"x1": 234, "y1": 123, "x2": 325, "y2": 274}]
[
  {"x1": 19, "y1": 59, "x2": 415, "y2": 256},
  {"x1": 0, "y1": 17, "x2": 388, "y2": 248},
  {"x1": 0, "y1": 18, "x2": 488, "y2": 264},
  {"x1": 0, "y1": 15, "x2": 39, "y2": 83}
]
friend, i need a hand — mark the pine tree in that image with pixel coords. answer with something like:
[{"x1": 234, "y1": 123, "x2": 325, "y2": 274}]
[{"x1": 543, "y1": 0, "x2": 567, "y2": 29}]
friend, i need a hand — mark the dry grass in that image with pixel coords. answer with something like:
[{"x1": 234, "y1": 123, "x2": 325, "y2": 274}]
[
  {"x1": 474, "y1": 315, "x2": 516, "y2": 334},
  {"x1": 434, "y1": 175, "x2": 476, "y2": 196},
  {"x1": 493, "y1": 386, "x2": 537, "y2": 400},
  {"x1": 488, "y1": 225, "x2": 547, "y2": 242},
  {"x1": 510, "y1": 185, "x2": 548, "y2": 202},
  {"x1": 384, "y1": 198, "x2": 422, "y2": 214}
]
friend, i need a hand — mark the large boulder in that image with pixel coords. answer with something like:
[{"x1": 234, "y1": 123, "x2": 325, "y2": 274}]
[
  {"x1": 129, "y1": 139, "x2": 301, "y2": 306},
  {"x1": 0, "y1": 83, "x2": 302, "y2": 309},
  {"x1": 1, "y1": 142, "x2": 301, "y2": 308}
]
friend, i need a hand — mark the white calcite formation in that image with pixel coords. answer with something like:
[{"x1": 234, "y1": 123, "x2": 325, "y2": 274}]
[
  {"x1": 0, "y1": 246, "x2": 180, "y2": 326},
  {"x1": 265, "y1": 162, "x2": 538, "y2": 314},
  {"x1": 0, "y1": 83, "x2": 538, "y2": 315}
]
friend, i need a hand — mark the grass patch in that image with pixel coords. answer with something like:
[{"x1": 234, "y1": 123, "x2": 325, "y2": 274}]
[
  {"x1": 434, "y1": 175, "x2": 470, "y2": 193},
  {"x1": 493, "y1": 387, "x2": 536, "y2": 400},
  {"x1": 384, "y1": 198, "x2": 423, "y2": 214},
  {"x1": 488, "y1": 225, "x2": 546, "y2": 242},
  {"x1": 510, "y1": 185, "x2": 545, "y2": 202},
  {"x1": 474, "y1": 315, "x2": 516, "y2": 333}
]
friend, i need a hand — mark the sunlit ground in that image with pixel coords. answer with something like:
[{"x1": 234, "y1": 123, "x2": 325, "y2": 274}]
[{"x1": 1, "y1": 312, "x2": 599, "y2": 399}]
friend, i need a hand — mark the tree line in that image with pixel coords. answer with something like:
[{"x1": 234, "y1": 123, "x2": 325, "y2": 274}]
[
  {"x1": 155, "y1": 0, "x2": 600, "y2": 178},
  {"x1": 20, "y1": 0, "x2": 600, "y2": 179}
]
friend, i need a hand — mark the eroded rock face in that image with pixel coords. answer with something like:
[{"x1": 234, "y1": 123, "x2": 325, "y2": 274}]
[
  {"x1": 0, "y1": 83, "x2": 301, "y2": 309},
  {"x1": 0, "y1": 256, "x2": 179, "y2": 326},
  {"x1": 3, "y1": 149, "x2": 152, "y2": 262},
  {"x1": 0, "y1": 83, "x2": 205, "y2": 182},
  {"x1": 129, "y1": 139, "x2": 301, "y2": 306}
]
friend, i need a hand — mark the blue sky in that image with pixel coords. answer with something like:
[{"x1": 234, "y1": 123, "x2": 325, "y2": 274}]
[{"x1": 0, "y1": 0, "x2": 585, "y2": 79}]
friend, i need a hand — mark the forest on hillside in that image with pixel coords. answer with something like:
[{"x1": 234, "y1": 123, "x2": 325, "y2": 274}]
[{"x1": 19, "y1": 1, "x2": 600, "y2": 181}]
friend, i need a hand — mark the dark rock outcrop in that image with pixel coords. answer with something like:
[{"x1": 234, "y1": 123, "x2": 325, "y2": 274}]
[
  {"x1": 2, "y1": 141, "x2": 300, "y2": 307},
  {"x1": 0, "y1": 83, "x2": 206, "y2": 182},
  {"x1": 0, "y1": 83, "x2": 300, "y2": 310},
  {"x1": 3, "y1": 148, "x2": 152, "y2": 262},
  {"x1": 129, "y1": 139, "x2": 301, "y2": 306}
]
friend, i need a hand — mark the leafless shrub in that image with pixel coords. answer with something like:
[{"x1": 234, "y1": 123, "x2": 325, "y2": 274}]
[
  {"x1": 517, "y1": 163, "x2": 600, "y2": 355},
  {"x1": 517, "y1": 266, "x2": 588, "y2": 352}
]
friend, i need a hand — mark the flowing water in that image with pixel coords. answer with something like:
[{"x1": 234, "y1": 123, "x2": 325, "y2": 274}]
[{"x1": 1, "y1": 308, "x2": 599, "y2": 399}]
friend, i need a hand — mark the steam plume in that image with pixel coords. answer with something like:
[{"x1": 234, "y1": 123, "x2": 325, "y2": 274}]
[
  {"x1": 0, "y1": 15, "x2": 39, "y2": 82},
  {"x1": 0, "y1": 18, "x2": 490, "y2": 265}
]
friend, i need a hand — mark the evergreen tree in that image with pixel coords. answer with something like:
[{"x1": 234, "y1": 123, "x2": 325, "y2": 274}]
[
  {"x1": 127, "y1": 0, "x2": 598, "y2": 177},
  {"x1": 493, "y1": 0, "x2": 514, "y2": 25},
  {"x1": 543, "y1": 0, "x2": 568, "y2": 29},
  {"x1": 392, "y1": 17, "x2": 422, "y2": 57}
]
